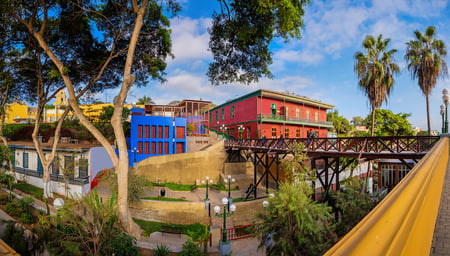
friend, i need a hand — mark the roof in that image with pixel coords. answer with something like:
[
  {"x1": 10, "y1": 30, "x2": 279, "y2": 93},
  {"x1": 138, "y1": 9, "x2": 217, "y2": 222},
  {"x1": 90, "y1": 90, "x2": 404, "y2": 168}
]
[
  {"x1": 209, "y1": 89, "x2": 334, "y2": 112},
  {"x1": 7, "y1": 140, "x2": 107, "y2": 151}
]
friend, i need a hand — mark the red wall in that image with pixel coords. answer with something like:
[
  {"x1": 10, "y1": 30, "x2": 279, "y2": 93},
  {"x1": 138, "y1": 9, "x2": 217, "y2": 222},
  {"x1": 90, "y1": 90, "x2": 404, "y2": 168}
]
[{"x1": 210, "y1": 93, "x2": 329, "y2": 139}]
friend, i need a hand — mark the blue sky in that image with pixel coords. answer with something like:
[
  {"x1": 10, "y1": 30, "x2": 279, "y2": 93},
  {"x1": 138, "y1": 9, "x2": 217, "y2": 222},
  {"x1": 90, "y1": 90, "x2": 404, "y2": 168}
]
[{"x1": 115, "y1": 0, "x2": 450, "y2": 132}]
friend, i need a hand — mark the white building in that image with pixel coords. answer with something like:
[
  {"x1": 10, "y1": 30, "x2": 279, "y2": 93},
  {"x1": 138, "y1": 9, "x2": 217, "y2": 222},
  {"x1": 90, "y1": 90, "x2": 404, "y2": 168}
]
[{"x1": 9, "y1": 141, "x2": 113, "y2": 197}]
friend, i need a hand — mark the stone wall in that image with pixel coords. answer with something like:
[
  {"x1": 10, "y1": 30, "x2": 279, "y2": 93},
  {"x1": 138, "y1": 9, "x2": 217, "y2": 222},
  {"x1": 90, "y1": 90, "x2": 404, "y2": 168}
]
[
  {"x1": 130, "y1": 200, "x2": 210, "y2": 225},
  {"x1": 135, "y1": 141, "x2": 227, "y2": 184}
]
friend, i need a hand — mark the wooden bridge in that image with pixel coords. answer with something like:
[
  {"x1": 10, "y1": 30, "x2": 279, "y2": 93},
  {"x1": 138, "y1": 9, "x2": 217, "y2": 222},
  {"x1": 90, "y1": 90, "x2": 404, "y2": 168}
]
[{"x1": 224, "y1": 136, "x2": 440, "y2": 201}]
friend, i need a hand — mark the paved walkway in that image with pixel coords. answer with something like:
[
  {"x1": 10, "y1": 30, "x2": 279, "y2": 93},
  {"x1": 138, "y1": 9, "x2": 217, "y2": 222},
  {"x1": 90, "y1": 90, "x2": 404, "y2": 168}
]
[{"x1": 431, "y1": 150, "x2": 450, "y2": 255}]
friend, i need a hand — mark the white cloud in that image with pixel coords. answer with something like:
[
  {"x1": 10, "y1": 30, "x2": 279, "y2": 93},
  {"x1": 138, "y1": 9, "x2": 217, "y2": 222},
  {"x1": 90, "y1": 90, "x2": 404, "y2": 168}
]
[{"x1": 168, "y1": 16, "x2": 212, "y2": 65}]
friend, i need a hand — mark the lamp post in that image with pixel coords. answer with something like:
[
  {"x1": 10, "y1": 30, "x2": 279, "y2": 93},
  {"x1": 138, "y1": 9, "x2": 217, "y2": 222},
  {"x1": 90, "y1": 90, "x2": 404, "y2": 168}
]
[
  {"x1": 131, "y1": 147, "x2": 138, "y2": 167},
  {"x1": 443, "y1": 89, "x2": 449, "y2": 133},
  {"x1": 224, "y1": 175, "x2": 235, "y2": 211},
  {"x1": 238, "y1": 125, "x2": 245, "y2": 139},
  {"x1": 202, "y1": 176, "x2": 213, "y2": 216},
  {"x1": 214, "y1": 197, "x2": 236, "y2": 256},
  {"x1": 220, "y1": 125, "x2": 228, "y2": 140},
  {"x1": 441, "y1": 105, "x2": 445, "y2": 134}
]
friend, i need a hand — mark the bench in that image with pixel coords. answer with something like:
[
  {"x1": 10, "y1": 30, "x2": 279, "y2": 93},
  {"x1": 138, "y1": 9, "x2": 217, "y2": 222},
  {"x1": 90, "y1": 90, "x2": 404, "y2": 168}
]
[{"x1": 161, "y1": 224, "x2": 183, "y2": 237}]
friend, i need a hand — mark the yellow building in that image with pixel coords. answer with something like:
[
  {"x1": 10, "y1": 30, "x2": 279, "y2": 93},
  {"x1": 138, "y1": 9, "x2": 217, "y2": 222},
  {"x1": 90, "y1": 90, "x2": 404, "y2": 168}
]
[
  {"x1": 5, "y1": 100, "x2": 33, "y2": 124},
  {"x1": 5, "y1": 90, "x2": 142, "y2": 124}
]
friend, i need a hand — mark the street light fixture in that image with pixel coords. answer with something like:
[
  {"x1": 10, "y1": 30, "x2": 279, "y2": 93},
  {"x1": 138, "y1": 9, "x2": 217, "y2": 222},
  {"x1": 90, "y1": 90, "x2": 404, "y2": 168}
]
[
  {"x1": 224, "y1": 175, "x2": 235, "y2": 211},
  {"x1": 238, "y1": 125, "x2": 245, "y2": 139},
  {"x1": 443, "y1": 89, "x2": 449, "y2": 133},
  {"x1": 441, "y1": 105, "x2": 445, "y2": 134},
  {"x1": 131, "y1": 147, "x2": 139, "y2": 167},
  {"x1": 220, "y1": 124, "x2": 228, "y2": 140},
  {"x1": 201, "y1": 176, "x2": 213, "y2": 216},
  {"x1": 214, "y1": 197, "x2": 236, "y2": 256}
]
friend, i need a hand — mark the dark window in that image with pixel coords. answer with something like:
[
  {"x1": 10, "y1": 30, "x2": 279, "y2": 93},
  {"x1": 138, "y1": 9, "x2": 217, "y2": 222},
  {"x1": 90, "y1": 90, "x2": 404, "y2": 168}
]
[
  {"x1": 158, "y1": 126, "x2": 163, "y2": 138},
  {"x1": 164, "y1": 126, "x2": 169, "y2": 139},
  {"x1": 64, "y1": 156, "x2": 75, "y2": 178},
  {"x1": 79, "y1": 159, "x2": 88, "y2": 178},
  {"x1": 221, "y1": 109, "x2": 224, "y2": 120},
  {"x1": 145, "y1": 142, "x2": 150, "y2": 154},
  {"x1": 23, "y1": 152, "x2": 29, "y2": 168},
  {"x1": 152, "y1": 126, "x2": 157, "y2": 138},
  {"x1": 151, "y1": 142, "x2": 156, "y2": 154},
  {"x1": 164, "y1": 142, "x2": 169, "y2": 154},
  {"x1": 138, "y1": 141, "x2": 143, "y2": 155},
  {"x1": 138, "y1": 125, "x2": 143, "y2": 138},
  {"x1": 231, "y1": 106, "x2": 235, "y2": 119},
  {"x1": 176, "y1": 142, "x2": 184, "y2": 153},
  {"x1": 145, "y1": 126, "x2": 150, "y2": 138},
  {"x1": 158, "y1": 142, "x2": 163, "y2": 154},
  {"x1": 176, "y1": 127, "x2": 185, "y2": 139}
]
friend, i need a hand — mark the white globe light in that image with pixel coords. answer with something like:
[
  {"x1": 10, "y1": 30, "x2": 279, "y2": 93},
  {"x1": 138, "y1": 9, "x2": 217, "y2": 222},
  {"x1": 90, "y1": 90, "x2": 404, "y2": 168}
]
[
  {"x1": 441, "y1": 105, "x2": 446, "y2": 110},
  {"x1": 228, "y1": 175, "x2": 231, "y2": 179},
  {"x1": 443, "y1": 88, "x2": 449, "y2": 95},
  {"x1": 230, "y1": 204, "x2": 236, "y2": 212},
  {"x1": 201, "y1": 180, "x2": 205, "y2": 184},
  {"x1": 214, "y1": 206, "x2": 220, "y2": 213},
  {"x1": 54, "y1": 198, "x2": 65, "y2": 210},
  {"x1": 222, "y1": 197, "x2": 228, "y2": 205},
  {"x1": 443, "y1": 94, "x2": 449, "y2": 102},
  {"x1": 224, "y1": 179, "x2": 228, "y2": 183},
  {"x1": 262, "y1": 201, "x2": 269, "y2": 208},
  {"x1": 269, "y1": 193, "x2": 275, "y2": 198},
  {"x1": 210, "y1": 180, "x2": 214, "y2": 184},
  {"x1": 231, "y1": 178, "x2": 235, "y2": 183},
  {"x1": 206, "y1": 176, "x2": 209, "y2": 180}
]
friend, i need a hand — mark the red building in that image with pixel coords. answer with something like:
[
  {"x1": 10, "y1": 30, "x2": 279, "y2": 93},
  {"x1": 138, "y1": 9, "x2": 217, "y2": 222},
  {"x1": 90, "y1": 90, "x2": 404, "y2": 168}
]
[{"x1": 209, "y1": 89, "x2": 334, "y2": 139}]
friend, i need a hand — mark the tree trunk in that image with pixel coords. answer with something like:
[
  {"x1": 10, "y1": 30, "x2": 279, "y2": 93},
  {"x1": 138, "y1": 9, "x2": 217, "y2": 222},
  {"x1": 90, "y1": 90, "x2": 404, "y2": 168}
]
[
  {"x1": 426, "y1": 94, "x2": 431, "y2": 136},
  {"x1": 371, "y1": 108, "x2": 375, "y2": 136}
]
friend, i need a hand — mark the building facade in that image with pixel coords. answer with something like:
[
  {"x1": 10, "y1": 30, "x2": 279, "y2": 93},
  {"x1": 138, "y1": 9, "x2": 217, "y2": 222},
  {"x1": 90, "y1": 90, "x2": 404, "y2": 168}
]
[
  {"x1": 9, "y1": 142, "x2": 113, "y2": 197},
  {"x1": 208, "y1": 89, "x2": 334, "y2": 139}
]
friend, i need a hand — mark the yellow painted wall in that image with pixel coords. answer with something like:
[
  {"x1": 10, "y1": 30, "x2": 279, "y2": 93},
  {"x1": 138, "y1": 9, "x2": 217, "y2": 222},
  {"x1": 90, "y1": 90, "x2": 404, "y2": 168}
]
[{"x1": 5, "y1": 103, "x2": 29, "y2": 123}]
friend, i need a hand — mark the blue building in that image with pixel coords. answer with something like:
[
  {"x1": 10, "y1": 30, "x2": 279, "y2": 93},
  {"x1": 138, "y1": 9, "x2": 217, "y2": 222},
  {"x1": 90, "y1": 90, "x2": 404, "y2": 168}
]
[{"x1": 128, "y1": 108, "x2": 187, "y2": 166}]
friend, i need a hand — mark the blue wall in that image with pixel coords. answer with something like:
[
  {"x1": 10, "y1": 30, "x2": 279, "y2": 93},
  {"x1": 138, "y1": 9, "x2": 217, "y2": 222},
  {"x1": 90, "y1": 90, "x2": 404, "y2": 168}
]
[{"x1": 128, "y1": 108, "x2": 187, "y2": 166}]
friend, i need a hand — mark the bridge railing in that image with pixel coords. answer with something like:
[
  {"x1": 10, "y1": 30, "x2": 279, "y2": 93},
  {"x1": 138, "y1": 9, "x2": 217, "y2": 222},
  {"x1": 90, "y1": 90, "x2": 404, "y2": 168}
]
[
  {"x1": 225, "y1": 136, "x2": 439, "y2": 154},
  {"x1": 324, "y1": 137, "x2": 449, "y2": 255}
]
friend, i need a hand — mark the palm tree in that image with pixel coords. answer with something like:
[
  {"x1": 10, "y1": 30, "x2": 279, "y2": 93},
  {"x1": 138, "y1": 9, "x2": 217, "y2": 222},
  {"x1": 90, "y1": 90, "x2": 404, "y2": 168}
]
[
  {"x1": 354, "y1": 34, "x2": 400, "y2": 136},
  {"x1": 136, "y1": 96, "x2": 155, "y2": 105},
  {"x1": 405, "y1": 26, "x2": 448, "y2": 135}
]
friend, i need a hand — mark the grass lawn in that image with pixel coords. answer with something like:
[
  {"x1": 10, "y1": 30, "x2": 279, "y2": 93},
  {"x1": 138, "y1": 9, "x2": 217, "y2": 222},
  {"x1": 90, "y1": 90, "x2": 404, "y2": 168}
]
[
  {"x1": 134, "y1": 219, "x2": 208, "y2": 242},
  {"x1": 13, "y1": 183, "x2": 44, "y2": 201}
]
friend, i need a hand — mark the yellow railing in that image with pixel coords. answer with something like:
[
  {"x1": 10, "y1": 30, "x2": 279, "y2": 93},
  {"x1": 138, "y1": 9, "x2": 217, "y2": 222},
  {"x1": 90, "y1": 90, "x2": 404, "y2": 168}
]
[{"x1": 325, "y1": 137, "x2": 449, "y2": 256}]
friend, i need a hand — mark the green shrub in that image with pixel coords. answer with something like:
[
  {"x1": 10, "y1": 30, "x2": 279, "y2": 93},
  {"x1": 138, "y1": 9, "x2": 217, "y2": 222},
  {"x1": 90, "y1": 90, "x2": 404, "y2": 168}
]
[
  {"x1": 153, "y1": 244, "x2": 172, "y2": 256},
  {"x1": 0, "y1": 194, "x2": 10, "y2": 204},
  {"x1": 13, "y1": 183, "x2": 44, "y2": 200},
  {"x1": 179, "y1": 240, "x2": 201, "y2": 256}
]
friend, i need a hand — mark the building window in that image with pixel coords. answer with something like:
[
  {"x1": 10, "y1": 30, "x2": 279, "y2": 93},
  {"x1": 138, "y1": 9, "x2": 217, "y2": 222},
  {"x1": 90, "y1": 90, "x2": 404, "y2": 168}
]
[
  {"x1": 79, "y1": 159, "x2": 88, "y2": 178},
  {"x1": 158, "y1": 142, "x2": 163, "y2": 154},
  {"x1": 306, "y1": 110, "x2": 310, "y2": 120},
  {"x1": 145, "y1": 126, "x2": 150, "y2": 138},
  {"x1": 231, "y1": 106, "x2": 235, "y2": 119},
  {"x1": 296, "y1": 129, "x2": 301, "y2": 138},
  {"x1": 221, "y1": 109, "x2": 224, "y2": 120},
  {"x1": 176, "y1": 126, "x2": 185, "y2": 139},
  {"x1": 315, "y1": 112, "x2": 319, "y2": 120},
  {"x1": 145, "y1": 142, "x2": 150, "y2": 154},
  {"x1": 138, "y1": 141, "x2": 143, "y2": 155},
  {"x1": 158, "y1": 126, "x2": 163, "y2": 138},
  {"x1": 164, "y1": 142, "x2": 169, "y2": 154},
  {"x1": 23, "y1": 152, "x2": 29, "y2": 168},
  {"x1": 296, "y1": 108, "x2": 300, "y2": 119},
  {"x1": 138, "y1": 125, "x2": 143, "y2": 138},
  {"x1": 271, "y1": 127, "x2": 277, "y2": 138},
  {"x1": 152, "y1": 142, "x2": 156, "y2": 154},
  {"x1": 210, "y1": 112, "x2": 212, "y2": 123},
  {"x1": 215, "y1": 111, "x2": 218, "y2": 122},
  {"x1": 64, "y1": 156, "x2": 74, "y2": 178},
  {"x1": 152, "y1": 126, "x2": 156, "y2": 138},
  {"x1": 271, "y1": 104, "x2": 277, "y2": 118},
  {"x1": 247, "y1": 127, "x2": 251, "y2": 139},
  {"x1": 164, "y1": 126, "x2": 169, "y2": 139},
  {"x1": 285, "y1": 128, "x2": 289, "y2": 139}
]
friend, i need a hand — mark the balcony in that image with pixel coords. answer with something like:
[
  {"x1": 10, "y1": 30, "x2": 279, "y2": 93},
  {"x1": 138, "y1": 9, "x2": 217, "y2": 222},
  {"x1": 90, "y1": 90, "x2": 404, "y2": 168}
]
[{"x1": 257, "y1": 113, "x2": 333, "y2": 127}]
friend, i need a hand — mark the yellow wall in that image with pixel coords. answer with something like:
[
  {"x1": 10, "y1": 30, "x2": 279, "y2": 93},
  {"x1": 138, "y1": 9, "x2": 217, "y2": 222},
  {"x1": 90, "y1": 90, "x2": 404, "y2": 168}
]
[{"x1": 5, "y1": 103, "x2": 29, "y2": 123}]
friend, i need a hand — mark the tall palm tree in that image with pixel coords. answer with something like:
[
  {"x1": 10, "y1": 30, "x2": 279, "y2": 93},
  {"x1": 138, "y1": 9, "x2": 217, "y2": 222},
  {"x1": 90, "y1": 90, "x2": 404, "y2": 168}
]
[
  {"x1": 354, "y1": 34, "x2": 400, "y2": 136},
  {"x1": 405, "y1": 26, "x2": 448, "y2": 135}
]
